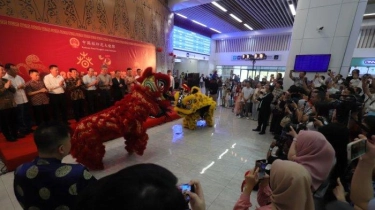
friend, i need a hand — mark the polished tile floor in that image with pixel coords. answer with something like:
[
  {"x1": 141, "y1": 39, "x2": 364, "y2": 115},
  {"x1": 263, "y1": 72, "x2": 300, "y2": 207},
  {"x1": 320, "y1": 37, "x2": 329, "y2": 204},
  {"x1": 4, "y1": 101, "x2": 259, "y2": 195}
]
[{"x1": 0, "y1": 106, "x2": 273, "y2": 210}]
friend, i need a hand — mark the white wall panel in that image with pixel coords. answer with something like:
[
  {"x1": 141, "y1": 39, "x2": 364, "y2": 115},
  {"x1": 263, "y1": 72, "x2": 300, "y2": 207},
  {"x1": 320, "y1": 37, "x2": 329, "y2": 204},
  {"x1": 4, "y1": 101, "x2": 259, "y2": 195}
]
[
  {"x1": 330, "y1": 37, "x2": 350, "y2": 68},
  {"x1": 300, "y1": 37, "x2": 333, "y2": 54},
  {"x1": 309, "y1": 0, "x2": 343, "y2": 8},
  {"x1": 303, "y1": 4, "x2": 341, "y2": 39},
  {"x1": 291, "y1": 9, "x2": 309, "y2": 40},
  {"x1": 336, "y1": 3, "x2": 359, "y2": 37}
]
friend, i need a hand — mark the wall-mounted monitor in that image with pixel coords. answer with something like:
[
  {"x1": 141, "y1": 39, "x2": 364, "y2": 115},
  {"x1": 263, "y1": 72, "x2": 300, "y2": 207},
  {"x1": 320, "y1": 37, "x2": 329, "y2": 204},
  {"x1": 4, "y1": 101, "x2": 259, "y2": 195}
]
[
  {"x1": 294, "y1": 54, "x2": 331, "y2": 72},
  {"x1": 173, "y1": 26, "x2": 211, "y2": 55}
]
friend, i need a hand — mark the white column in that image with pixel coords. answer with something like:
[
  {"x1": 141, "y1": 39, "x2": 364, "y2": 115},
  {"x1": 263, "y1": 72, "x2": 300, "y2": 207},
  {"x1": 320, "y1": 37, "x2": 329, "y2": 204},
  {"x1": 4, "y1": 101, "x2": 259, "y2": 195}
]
[{"x1": 284, "y1": 0, "x2": 368, "y2": 88}]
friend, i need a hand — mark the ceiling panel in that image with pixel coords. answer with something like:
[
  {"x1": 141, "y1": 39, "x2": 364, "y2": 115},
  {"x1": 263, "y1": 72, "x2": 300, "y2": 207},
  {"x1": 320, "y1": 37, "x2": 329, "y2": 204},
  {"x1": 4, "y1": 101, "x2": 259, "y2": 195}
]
[
  {"x1": 173, "y1": 0, "x2": 373, "y2": 36},
  {"x1": 174, "y1": 0, "x2": 298, "y2": 34},
  {"x1": 175, "y1": 5, "x2": 243, "y2": 33}
]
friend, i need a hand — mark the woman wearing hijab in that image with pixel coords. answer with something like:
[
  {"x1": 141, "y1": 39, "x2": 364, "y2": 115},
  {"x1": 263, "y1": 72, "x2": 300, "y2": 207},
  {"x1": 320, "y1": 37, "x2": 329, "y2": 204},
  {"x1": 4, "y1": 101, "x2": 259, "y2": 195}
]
[
  {"x1": 233, "y1": 160, "x2": 314, "y2": 210},
  {"x1": 287, "y1": 130, "x2": 336, "y2": 191}
]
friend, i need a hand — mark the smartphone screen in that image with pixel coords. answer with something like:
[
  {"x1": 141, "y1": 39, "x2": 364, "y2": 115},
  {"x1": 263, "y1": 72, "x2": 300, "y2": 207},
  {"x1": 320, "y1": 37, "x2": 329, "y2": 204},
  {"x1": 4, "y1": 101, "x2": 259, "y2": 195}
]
[
  {"x1": 255, "y1": 160, "x2": 267, "y2": 179},
  {"x1": 348, "y1": 139, "x2": 367, "y2": 162},
  {"x1": 179, "y1": 184, "x2": 194, "y2": 202},
  {"x1": 180, "y1": 184, "x2": 191, "y2": 192}
]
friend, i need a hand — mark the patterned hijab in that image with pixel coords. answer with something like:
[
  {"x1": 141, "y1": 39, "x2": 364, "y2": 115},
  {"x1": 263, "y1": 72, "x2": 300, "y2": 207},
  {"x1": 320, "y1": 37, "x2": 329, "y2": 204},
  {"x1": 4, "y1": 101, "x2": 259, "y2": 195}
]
[
  {"x1": 270, "y1": 160, "x2": 314, "y2": 210},
  {"x1": 294, "y1": 130, "x2": 336, "y2": 191}
]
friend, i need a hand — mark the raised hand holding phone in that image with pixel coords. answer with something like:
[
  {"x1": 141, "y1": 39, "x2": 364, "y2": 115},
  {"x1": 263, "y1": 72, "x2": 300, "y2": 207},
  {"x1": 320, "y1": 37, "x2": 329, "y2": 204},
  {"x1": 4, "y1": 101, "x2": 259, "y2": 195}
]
[
  {"x1": 356, "y1": 135, "x2": 375, "y2": 162},
  {"x1": 347, "y1": 137, "x2": 367, "y2": 162},
  {"x1": 185, "y1": 180, "x2": 205, "y2": 210}
]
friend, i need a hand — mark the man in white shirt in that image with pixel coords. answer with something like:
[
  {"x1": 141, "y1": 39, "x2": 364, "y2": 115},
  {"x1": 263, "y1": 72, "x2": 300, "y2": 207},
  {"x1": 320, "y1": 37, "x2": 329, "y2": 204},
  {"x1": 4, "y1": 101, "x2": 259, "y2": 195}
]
[
  {"x1": 313, "y1": 73, "x2": 324, "y2": 88},
  {"x1": 135, "y1": 69, "x2": 142, "y2": 79},
  {"x1": 289, "y1": 70, "x2": 307, "y2": 87},
  {"x1": 82, "y1": 67, "x2": 98, "y2": 114},
  {"x1": 44, "y1": 64, "x2": 68, "y2": 124},
  {"x1": 199, "y1": 74, "x2": 204, "y2": 88},
  {"x1": 167, "y1": 70, "x2": 175, "y2": 91},
  {"x1": 240, "y1": 81, "x2": 254, "y2": 119},
  {"x1": 350, "y1": 69, "x2": 363, "y2": 88},
  {"x1": 3, "y1": 63, "x2": 33, "y2": 134},
  {"x1": 97, "y1": 65, "x2": 112, "y2": 109},
  {"x1": 125, "y1": 68, "x2": 136, "y2": 94}
]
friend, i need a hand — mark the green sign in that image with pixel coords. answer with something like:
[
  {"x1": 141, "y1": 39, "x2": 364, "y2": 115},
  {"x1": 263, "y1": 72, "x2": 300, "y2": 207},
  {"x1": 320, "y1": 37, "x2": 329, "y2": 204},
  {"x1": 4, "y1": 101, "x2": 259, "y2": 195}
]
[{"x1": 351, "y1": 57, "x2": 375, "y2": 66}]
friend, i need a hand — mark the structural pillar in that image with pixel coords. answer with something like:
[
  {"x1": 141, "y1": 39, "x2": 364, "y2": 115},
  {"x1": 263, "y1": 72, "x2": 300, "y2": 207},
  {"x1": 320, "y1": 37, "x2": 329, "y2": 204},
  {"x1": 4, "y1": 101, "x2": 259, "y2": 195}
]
[{"x1": 284, "y1": 0, "x2": 368, "y2": 88}]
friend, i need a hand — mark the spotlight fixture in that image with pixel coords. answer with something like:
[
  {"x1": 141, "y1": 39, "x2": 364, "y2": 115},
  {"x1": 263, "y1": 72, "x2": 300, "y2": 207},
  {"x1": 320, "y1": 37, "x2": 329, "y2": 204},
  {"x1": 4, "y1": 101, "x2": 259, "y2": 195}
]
[
  {"x1": 230, "y1": 14, "x2": 242, "y2": 22},
  {"x1": 175, "y1": 13, "x2": 187, "y2": 18},
  {"x1": 192, "y1": 20, "x2": 206, "y2": 27},
  {"x1": 288, "y1": 1, "x2": 296, "y2": 16},
  {"x1": 243, "y1": 53, "x2": 266, "y2": 61},
  {"x1": 212, "y1": 1, "x2": 227, "y2": 12},
  {"x1": 242, "y1": 53, "x2": 267, "y2": 77}
]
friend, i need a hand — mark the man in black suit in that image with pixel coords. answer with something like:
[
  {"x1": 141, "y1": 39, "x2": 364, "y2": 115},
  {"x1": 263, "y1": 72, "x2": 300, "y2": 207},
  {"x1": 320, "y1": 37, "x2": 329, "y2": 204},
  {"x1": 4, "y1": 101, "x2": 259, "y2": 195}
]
[
  {"x1": 112, "y1": 70, "x2": 126, "y2": 102},
  {"x1": 253, "y1": 84, "x2": 274, "y2": 135}
]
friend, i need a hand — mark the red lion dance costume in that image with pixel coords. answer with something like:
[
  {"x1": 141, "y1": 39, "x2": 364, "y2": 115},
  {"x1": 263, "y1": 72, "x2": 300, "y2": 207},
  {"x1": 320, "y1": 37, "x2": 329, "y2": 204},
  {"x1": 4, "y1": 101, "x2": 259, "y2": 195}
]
[{"x1": 70, "y1": 67, "x2": 171, "y2": 170}]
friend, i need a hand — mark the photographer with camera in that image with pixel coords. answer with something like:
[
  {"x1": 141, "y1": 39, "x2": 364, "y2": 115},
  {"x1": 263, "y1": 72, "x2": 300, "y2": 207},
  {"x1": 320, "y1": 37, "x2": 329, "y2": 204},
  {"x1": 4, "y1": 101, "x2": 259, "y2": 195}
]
[
  {"x1": 234, "y1": 160, "x2": 314, "y2": 210},
  {"x1": 313, "y1": 73, "x2": 325, "y2": 88},
  {"x1": 289, "y1": 70, "x2": 307, "y2": 88}
]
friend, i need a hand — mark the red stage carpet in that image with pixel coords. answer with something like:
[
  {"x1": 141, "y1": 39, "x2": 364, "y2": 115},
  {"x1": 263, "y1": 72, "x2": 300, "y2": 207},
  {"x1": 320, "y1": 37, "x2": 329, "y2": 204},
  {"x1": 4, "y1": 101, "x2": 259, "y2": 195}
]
[{"x1": 0, "y1": 111, "x2": 180, "y2": 172}]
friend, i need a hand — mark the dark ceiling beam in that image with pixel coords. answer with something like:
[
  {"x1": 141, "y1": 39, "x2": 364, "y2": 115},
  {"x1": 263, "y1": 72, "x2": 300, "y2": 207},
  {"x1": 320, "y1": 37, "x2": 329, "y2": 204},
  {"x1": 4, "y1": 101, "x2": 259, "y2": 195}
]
[
  {"x1": 245, "y1": 0, "x2": 278, "y2": 28},
  {"x1": 220, "y1": 0, "x2": 264, "y2": 30},
  {"x1": 237, "y1": 1, "x2": 274, "y2": 29},
  {"x1": 174, "y1": 15, "x2": 216, "y2": 37},
  {"x1": 275, "y1": 0, "x2": 294, "y2": 26},
  {"x1": 258, "y1": 0, "x2": 287, "y2": 28}
]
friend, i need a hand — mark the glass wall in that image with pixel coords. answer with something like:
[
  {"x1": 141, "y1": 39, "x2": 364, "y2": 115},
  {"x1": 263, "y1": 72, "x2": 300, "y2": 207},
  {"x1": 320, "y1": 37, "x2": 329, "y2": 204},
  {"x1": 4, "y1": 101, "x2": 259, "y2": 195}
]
[{"x1": 216, "y1": 65, "x2": 286, "y2": 81}]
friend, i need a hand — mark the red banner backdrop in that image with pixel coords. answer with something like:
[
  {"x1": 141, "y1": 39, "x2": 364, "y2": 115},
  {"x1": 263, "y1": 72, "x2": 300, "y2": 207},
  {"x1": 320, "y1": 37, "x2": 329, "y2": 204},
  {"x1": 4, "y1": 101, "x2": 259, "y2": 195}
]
[{"x1": 0, "y1": 15, "x2": 156, "y2": 80}]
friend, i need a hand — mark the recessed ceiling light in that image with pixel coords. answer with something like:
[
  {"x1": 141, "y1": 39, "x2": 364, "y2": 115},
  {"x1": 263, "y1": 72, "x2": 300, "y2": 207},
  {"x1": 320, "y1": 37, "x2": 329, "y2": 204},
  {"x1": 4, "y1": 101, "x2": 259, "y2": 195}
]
[
  {"x1": 288, "y1": 2, "x2": 296, "y2": 16},
  {"x1": 175, "y1": 13, "x2": 187, "y2": 18},
  {"x1": 230, "y1": 14, "x2": 242, "y2": 22},
  {"x1": 244, "y1": 24, "x2": 253, "y2": 30},
  {"x1": 210, "y1": 28, "x2": 221, "y2": 33},
  {"x1": 192, "y1": 20, "x2": 206, "y2": 27},
  {"x1": 364, "y1": 13, "x2": 375, "y2": 16},
  {"x1": 212, "y1": 1, "x2": 227, "y2": 12}
]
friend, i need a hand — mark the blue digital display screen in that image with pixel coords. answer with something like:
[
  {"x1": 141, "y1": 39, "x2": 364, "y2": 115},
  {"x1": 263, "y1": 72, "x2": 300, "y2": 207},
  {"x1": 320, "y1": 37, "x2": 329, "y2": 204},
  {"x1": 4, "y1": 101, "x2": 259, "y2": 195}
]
[
  {"x1": 173, "y1": 26, "x2": 211, "y2": 55},
  {"x1": 294, "y1": 54, "x2": 331, "y2": 72}
]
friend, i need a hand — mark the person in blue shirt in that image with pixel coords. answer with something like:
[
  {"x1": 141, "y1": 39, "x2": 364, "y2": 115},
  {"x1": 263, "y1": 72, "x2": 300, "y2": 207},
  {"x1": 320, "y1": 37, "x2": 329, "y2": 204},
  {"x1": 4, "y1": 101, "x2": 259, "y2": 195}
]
[{"x1": 13, "y1": 121, "x2": 97, "y2": 210}]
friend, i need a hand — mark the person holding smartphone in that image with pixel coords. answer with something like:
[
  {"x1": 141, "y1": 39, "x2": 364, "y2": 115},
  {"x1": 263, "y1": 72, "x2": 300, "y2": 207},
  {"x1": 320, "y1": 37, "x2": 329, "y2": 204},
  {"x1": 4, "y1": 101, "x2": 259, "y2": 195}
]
[
  {"x1": 350, "y1": 135, "x2": 375, "y2": 210},
  {"x1": 74, "y1": 164, "x2": 206, "y2": 210},
  {"x1": 234, "y1": 160, "x2": 314, "y2": 210}
]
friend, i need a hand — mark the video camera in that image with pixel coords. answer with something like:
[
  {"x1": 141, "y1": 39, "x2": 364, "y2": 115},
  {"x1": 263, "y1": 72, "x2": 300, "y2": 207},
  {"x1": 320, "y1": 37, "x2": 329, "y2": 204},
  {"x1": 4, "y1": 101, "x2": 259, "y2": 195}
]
[
  {"x1": 308, "y1": 116, "x2": 329, "y2": 126},
  {"x1": 328, "y1": 94, "x2": 363, "y2": 124},
  {"x1": 283, "y1": 122, "x2": 307, "y2": 133}
]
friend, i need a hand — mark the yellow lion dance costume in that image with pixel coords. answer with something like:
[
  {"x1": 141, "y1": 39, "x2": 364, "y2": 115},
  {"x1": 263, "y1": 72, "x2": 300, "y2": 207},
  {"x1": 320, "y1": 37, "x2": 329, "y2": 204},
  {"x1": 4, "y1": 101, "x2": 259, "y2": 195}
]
[{"x1": 174, "y1": 85, "x2": 216, "y2": 130}]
